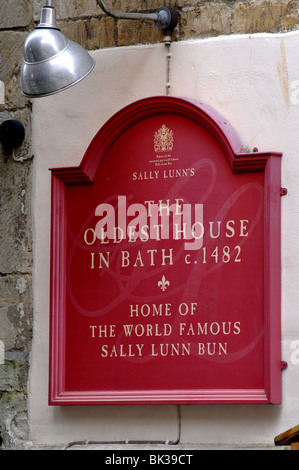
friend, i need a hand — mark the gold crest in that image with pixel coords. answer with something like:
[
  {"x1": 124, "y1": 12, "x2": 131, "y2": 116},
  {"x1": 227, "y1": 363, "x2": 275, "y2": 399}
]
[{"x1": 154, "y1": 124, "x2": 174, "y2": 152}]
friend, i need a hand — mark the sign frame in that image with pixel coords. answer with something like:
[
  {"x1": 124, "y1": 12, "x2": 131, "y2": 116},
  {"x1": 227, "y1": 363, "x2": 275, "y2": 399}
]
[{"x1": 49, "y1": 96, "x2": 283, "y2": 405}]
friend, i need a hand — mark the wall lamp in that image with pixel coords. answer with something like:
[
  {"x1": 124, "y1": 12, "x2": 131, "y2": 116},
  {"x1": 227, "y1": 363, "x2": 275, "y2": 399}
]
[
  {"x1": 0, "y1": 119, "x2": 32, "y2": 162},
  {"x1": 21, "y1": 0, "x2": 178, "y2": 98}
]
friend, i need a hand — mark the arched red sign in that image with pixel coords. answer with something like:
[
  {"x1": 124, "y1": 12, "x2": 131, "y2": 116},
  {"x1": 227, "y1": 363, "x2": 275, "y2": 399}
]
[{"x1": 49, "y1": 96, "x2": 283, "y2": 405}]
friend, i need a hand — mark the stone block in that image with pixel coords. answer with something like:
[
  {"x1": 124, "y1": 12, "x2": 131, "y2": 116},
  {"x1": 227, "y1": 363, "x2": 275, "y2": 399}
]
[
  {"x1": 232, "y1": 0, "x2": 299, "y2": 34},
  {"x1": 0, "y1": 0, "x2": 32, "y2": 29},
  {"x1": 0, "y1": 392, "x2": 29, "y2": 449},
  {"x1": 117, "y1": 18, "x2": 165, "y2": 46},
  {"x1": 0, "y1": 307, "x2": 17, "y2": 352},
  {"x1": 0, "y1": 32, "x2": 28, "y2": 109},
  {"x1": 33, "y1": 0, "x2": 99, "y2": 21},
  {"x1": 0, "y1": 274, "x2": 32, "y2": 352},
  {"x1": 112, "y1": 0, "x2": 185, "y2": 12},
  {"x1": 0, "y1": 109, "x2": 33, "y2": 276},
  {"x1": 0, "y1": 361, "x2": 22, "y2": 392},
  {"x1": 181, "y1": 3, "x2": 231, "y2": 38},
  {"x1": 58, "y1": 16, "x2": 115, "y2": 49}
]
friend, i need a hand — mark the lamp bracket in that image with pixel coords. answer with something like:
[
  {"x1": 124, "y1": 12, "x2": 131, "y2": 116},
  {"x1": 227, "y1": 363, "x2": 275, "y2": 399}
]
[
  {"x1": 0, "y1": 120, "x2": 33, "y2": 163},
  {"x1": 96, "y1": 1, "x2": 178, "y2": 33},
  {"x1": 0, "y1": 120, "x2": 25, "y2": 150}
]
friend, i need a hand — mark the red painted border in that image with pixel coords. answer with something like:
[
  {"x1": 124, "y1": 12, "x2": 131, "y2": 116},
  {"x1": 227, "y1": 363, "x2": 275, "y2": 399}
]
[{"x1": 49, "y1": 96, "x2": 282, "y2": 405}]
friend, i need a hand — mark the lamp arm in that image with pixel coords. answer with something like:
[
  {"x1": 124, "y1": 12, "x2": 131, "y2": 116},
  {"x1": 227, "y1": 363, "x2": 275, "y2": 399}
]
[{"x1": 96, "y1": 0, "x2": 178, "y2": 31}]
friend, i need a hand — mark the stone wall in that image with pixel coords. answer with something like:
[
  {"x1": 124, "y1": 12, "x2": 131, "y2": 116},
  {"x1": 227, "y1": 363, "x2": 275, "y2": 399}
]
[
  {"x1": 44, "y1": 0, "x2": 299, "y2": 48},
  {"x1": 0, "y1": 0, "x2": 33, "y2": 450},
  {"x1": 0, "y1": 0, "x2": 298, "y2": 450}
]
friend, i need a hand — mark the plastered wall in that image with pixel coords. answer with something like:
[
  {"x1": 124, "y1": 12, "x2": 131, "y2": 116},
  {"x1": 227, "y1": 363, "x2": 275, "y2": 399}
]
[{"x1": 29, "y1": 31, "x2": 299, "y2": 448}]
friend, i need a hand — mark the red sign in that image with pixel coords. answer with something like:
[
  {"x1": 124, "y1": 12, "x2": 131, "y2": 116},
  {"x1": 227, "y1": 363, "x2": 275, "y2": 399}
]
[{"x1": 49, "y1": 96, "x2": 283, "y2": 405}]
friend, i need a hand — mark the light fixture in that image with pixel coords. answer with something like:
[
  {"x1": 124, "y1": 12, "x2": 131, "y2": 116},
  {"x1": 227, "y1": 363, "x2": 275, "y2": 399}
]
[
  {"x1": 0, "y1": 119, "x2": 32, "y2": 162},
  {"x1": 0, "y1": 120, "x2": 25, "y2": 150},
  {"x1": 21, "y1": 0, "x2": 95, "y2": 98},
  {"x1": 96, "y1": 1, "x2": 178, "y2": 36},
  {"x1": 21, "y1": 0, "x2": 178, "y2": 98}
]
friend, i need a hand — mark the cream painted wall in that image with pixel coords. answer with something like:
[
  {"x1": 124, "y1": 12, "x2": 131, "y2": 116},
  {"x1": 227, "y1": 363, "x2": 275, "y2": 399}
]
[{"x1": 30, "y1": 32, "x2": 299, "y2": 448}]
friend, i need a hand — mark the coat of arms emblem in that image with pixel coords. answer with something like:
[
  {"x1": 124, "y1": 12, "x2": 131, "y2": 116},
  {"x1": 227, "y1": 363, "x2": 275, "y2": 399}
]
[{"x1": 154, "y1": 124, "x2": 174, "y2": 152}]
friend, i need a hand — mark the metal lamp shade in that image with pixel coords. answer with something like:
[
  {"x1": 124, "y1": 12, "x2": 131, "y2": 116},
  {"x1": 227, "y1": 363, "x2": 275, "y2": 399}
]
[{"x1": 21, "y1": 5, "x2": 95, "y2": 98}]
